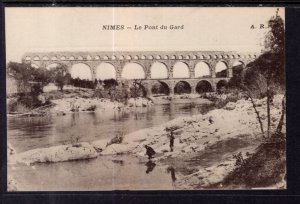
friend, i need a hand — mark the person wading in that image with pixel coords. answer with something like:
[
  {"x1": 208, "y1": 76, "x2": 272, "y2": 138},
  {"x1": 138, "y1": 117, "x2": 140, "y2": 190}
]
[
  {"x1": 144, "y1": 145, "x2": 156, "y2": 160},
  {"x1": 169, "y1": 129, "x2": 175, "y2": 152}
]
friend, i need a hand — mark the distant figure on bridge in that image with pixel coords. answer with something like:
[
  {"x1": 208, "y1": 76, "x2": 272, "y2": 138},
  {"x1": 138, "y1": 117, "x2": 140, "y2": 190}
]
[{"x1": 144, "y1": 145, "x2": 156, "y2": 160}]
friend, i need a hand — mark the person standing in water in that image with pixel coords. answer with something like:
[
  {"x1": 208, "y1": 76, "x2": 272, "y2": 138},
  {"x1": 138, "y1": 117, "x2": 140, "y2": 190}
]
[
  {"x1": 144, "y1": 145, "x2": 156, "y2": 160},
  {"x1": 169, "y1": 130, "x2": 175, "y2": 152}
]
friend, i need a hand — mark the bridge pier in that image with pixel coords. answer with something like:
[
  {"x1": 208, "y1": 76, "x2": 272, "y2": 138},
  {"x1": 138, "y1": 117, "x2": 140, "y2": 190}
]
[
  {"x1": 227, "y1": 68, "x2": 233, "y2": 78},
  {"x1": 191, "y1": 85, "x2": 196, "y2": 94}
]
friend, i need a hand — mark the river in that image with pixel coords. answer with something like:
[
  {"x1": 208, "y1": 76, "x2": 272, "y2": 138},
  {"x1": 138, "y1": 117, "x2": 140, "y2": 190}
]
[
  {"x1": 8, "y1": 101, "x2": 213, "y2": 191},
  {"x1": 8, "y1": 101, "x2": 211, "y2": 153}
]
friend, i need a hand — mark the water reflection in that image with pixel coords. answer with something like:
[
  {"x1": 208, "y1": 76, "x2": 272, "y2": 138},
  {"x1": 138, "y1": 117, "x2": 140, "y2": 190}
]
[
  {"x1": 112, "y1": 159, "x2": 124, "y2": 166},
  {"x1": 8, "y1": 102, "x2": 210, "y2": 153},
  {"x1": 167, "y1": 166, "x2": 177, "y2": 182},
  {"x1": 145, "y1": 160, "x2": 156, "y2": 174}
]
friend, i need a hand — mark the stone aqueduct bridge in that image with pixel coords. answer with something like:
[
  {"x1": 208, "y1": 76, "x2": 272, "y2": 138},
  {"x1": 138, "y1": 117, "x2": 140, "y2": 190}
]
[{"x1": 22, "y1": 51, "x2": 258, "y2": 95}]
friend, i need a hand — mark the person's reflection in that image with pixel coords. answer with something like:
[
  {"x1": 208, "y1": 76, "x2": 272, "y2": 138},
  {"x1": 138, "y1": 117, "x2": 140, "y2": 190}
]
[
  {"x1": 71, "y1": 112, "x2": 79, "y2": 127},
  {"x1": 145, "y1": 160, "x2": 156, "y2": 174},
  {"x1": 167, "y1": 166, "x2": 176, "y2": 182}
]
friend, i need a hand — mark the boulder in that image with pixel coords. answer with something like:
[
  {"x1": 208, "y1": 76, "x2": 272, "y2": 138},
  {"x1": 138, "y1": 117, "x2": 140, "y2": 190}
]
[
  {"x1": 10, "y1": 142, "x2": 98, "y2": 165},
  {"x1": 224, "y1": 102, "x2": 236, "y2": 110}
]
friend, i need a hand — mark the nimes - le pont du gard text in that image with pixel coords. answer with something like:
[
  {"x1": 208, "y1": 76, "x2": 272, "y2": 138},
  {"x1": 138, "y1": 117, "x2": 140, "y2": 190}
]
[{"x1": 102, "y1": 24, "x2": 185, "y2": 31}]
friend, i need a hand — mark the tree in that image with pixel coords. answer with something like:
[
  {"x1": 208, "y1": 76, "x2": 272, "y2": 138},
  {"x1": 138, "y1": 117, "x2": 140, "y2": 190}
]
[
  {"x1": 49, "y1": 64, "x2": 70, "y2": 91},
  {"x1": 103, "y1": 78, "x2": 118, "y2": 90},
  {"x1": 242, "y1": 9, "x2": 285, "y2": 138},
  {"x1": 7, "y1": 62, "x2": 35, "y2": 93}
]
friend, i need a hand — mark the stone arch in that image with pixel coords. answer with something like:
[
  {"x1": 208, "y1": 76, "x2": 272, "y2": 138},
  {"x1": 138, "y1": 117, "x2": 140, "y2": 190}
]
[
  {"x1": 25, "y1": 56, "x2": 31, "y2": 61},
  {"x1": 178, "y1": 55, "x2": 183, "y2": 60},
  {"x1": 215, "y1": 61, "x2": 228, "y2": 77},
  {"x1": 185, "y1": 55, "x2": 190, "y2": 60},
  {"x1": 86, "y1": 55, "x2": 92, "y2": 60},
  {"x1": 33, "y1": 56, "x2": 40, "y2": 61},
  {"x1": 196, "y1": 80, "x2": 213, "y2": 93},
  {"x1": 231, "y1": 60, "x2": 245, "y2": 78},
  {"x1": 121, "y1": 62, "x2": 145, "y2": 79},
  {"x1": 233, "y1": 60, "x2": 245, "y2": 68},
  {"x1": 192, "y1": 55, "x2": 197, "y2": 60},
  {"x1": 150, "y1": 62, "x2": 168, "y2": 79},
  {"x1": 94, "y1": 55, "x2": 100, "y2": 60},
  {"x1": 119, "y1": 55, "x2": 124, "y2": 60},
  {"x1": 51, "y1": 56, "x2": 58, "y2": 61},
  {"x1": 216, "y1": 80, "x2": 228, "y2": 92},
  {"x1": 173, "y1": 62, "x2": 190, "y2": 78},
  {"x1": 31, "y1": 64, "x2": 39, "y2": 69},
  {"x1": 148, "y1": 55, "x2": 154, "y2": 60},
  {"x1": 128, "y1": 81, "x2": 147, "y2": 97},
  {"x1": 195, "y1": 62, "x2": 211, "y2": 78},
  {"x1": 96, "y1": 62, "x2": 116, "y2": 80},
  {"x1": 69, "y1": 56, "x2": 75, "y2": 60},
  {"x1": 141, "y1": 55, "x2": 146, "y2": 60},
  {"x1": 171, "y1": 55, "x2": 176, "y2": 60},
  {"x1": 77, "y1": 56, "x2": 84, "y2": 60},
  {"x1": 133, "y1": 55, "x2": 139, "y2": 60},
  {"x1": 174, "y1": 81, "x2": 191, "y2": 95},
  {"x1": 103, "y1": 55, "x2": 109, "y2": 60},
  {"x1": 42, "y1": 56, "x2": 49, "y2": 61},
  {"x1": 151, "y1": 81, "x2": 170, "y2": 95},
  {"x1": 70, "y1": 63, "x2": 93, "y2": 80},
  {"x1": 111, "y1": 55, "x2": 116, "y2": 60},
  {"x1": 60, "y1": 56, "x2": 66, "y2": 60},
  {"x1": 163, "y1": 55, "x2": 169, "y2": 60}
]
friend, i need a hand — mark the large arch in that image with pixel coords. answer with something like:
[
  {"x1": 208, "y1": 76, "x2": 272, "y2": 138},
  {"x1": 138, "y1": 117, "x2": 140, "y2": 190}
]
[
  {"x1": 96, "y1": 63, "x2": 116, "y2": 80},
  {"x1": 195, "y1": 62, "x2": 210, "y2": 78},
  {"x1": 216, "y1": 80, "x2": 228, "y2": 93},
  {"x1": 215, "y1": 61, "x2": 228, "y2": 77},
  {"x1": 233, "y1": 60, "x2": 245, "y2": 68},
  {"x1": 151, "y1": 81, "x2": 170, "y2": 96},
  {"x1": 128, "y1": 82, "x2": 147, "y2": 98},
  {"x1": 232, "y1": 60, "x2": 245, "y2": 78},
  {"x1": 174, "y1": 81, "x2": 191, "y2": 95},
  {"x1": 121, "y1": 62, "x2": 145, "y2": 79},
  {"x1": 150, "y1": 62, "x2": 168, "y2": 79},
  {"x1": 70, "y1": 63, "x2": 92, "y2": 80},
  {"x1": 173, "y1": 62, "x2": 190, "y2": 78},
  {"x1": 31, "y1": 64, "x2": 39, "y2": 69},
  {"x1": 196, "y1": 80, "x2": 213, "y2": 93}
]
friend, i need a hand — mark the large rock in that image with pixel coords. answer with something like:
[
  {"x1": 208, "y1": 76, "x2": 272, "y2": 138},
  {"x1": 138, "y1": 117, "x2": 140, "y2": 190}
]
[
  {"x1": 10, "y1": 142, "x2": 98, "y2": 165},
  {"x1": 224, "y1": 102, "x2": 236, "y2": 110}
]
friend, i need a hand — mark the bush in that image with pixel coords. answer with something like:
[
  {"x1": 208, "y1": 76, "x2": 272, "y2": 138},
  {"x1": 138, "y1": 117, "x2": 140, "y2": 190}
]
[
  {"x1": 8, "y1": 100, "x2": 31, "y2": 113},
  {"x1": 220, "y1": 135, "x2": 286, "y2": 188}
]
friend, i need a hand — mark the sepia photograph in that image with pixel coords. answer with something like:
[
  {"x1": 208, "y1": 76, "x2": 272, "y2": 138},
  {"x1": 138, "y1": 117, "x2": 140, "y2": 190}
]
[{"x1": 5, "y1": 7, "x2": 286, "y2": 191}]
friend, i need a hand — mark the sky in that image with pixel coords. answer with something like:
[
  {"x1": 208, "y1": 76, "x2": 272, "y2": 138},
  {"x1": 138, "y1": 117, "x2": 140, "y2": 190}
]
[{"x1": 5, "y1": 7, "x2": 284, "y2": 79}]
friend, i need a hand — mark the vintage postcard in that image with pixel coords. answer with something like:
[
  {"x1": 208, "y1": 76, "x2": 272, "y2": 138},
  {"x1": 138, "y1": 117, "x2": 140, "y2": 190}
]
[{"x1": 6, "y1": 7, "x2": 286, "y2": 191}]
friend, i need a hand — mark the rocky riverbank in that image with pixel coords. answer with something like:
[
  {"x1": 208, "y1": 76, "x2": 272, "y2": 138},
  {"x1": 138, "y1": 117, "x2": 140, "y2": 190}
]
[{"x1": 8, "y1": 94, "x2": 286, "y2": 190}]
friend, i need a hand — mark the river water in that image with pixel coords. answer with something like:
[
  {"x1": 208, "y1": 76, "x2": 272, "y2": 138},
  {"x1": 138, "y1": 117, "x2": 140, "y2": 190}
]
[
  {"x1": 8, "y1": 101, "x2": 210, "y2": 153},
  {"x1": 8, "y1": 101, "x2": 213, "y2": 191}
]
